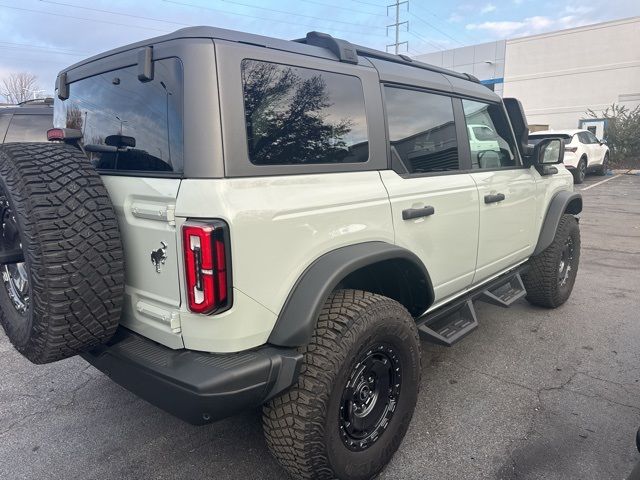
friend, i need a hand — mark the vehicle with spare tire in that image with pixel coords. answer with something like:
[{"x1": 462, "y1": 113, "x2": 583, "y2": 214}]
[{"x1": 0, "y1": 27, "x2": 582, "y2": 480}]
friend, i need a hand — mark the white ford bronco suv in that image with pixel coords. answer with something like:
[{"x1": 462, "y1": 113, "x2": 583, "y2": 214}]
[{"x1": 0, "y1": 27, "x2": 581, "y2": 480}]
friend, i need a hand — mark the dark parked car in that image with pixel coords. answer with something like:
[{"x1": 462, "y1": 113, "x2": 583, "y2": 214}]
[{"x1": 0, "y1": 98, "x2": 53, "y2": 143}]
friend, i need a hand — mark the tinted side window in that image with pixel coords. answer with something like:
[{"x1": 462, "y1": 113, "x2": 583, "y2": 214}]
[
  {"x1": 54, "y1": 58, "x2": 183, "y2": 173},
  {"x1": 462, "y1": 100, "x2": 518, "y2": 169},
  {"x1": 384, "y1": 87, "x2": 458, "y2": 174},
  {"x1": 0, "y1": 114, "x2": 10, "y2": 142},
  {"x1": 577, "y1": 132, "x2": 589, "y2": 144},
  {"x1": 241, "y1": 59, "x2": 368, "y2": 165},
  {"x1": 4, "y1": 114, "x2": 52, "y2": 143},
  {"x1": 586, "y1": 132, "x2": 599, "y2": 144}
]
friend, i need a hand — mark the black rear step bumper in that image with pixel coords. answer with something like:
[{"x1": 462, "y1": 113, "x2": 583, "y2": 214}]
[{"x1": 81, "y1": 328, "x2": 302, "y2": 425}]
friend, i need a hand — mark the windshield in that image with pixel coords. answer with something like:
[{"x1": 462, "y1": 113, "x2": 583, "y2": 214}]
[{"x1": 54, "y1": 58, "x2": 184, "y2": 174}]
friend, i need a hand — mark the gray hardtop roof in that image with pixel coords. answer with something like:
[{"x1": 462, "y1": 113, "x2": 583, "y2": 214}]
[
  {"x1": 0, "y1": 104, "x2": 53, "y2": 116},
  {"x1": 59, "y1": 26, "x2": 494, "y2": 98}
]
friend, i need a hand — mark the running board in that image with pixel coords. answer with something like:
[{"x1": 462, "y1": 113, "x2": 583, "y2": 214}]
[
  {"x1": 417, "y1": 269, "x2": 527, "y2": 347},
  {"x1": 477, "y1": 273, "x2": 526, "y2": 308},
  {"x1": 417, "y1": 299, "x2": 478, "y2": 347}
]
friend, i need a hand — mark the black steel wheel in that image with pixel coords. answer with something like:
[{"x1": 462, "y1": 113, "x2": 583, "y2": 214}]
[
  {"x1": 557, "y1": 235, "x2": 575, "y2": 289},
  {"x1": 0, "y1": 192, "x2": 29, "y2": 315},
  {"x1": 339, "y1": 343, "x2": 402, "y2": 452},
  {"x1": 263, "y1": 290, "x2": 421, "y2": 480}
]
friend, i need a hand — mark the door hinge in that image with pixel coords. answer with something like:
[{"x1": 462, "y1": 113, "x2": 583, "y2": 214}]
[
  {"x1": 131, "y1": 202, "x2": 176, "y2": 226},
  {"x1": 136, "y1": 300, "x2": 181, "y2": 333}
]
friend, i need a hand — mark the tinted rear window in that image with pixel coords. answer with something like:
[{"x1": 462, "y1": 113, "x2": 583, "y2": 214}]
[
  {"x1": 241, "y1": 59, "x2": 369, "y2": 165},
  {"x1": 4, "y1": 114, "x2": 52, "y2": 143},
  {"x1": 54, "y1": 58, "x2": 183, "y2": 174},
  {"x1": 529, "y1": 134, "x2": 572, "y2": 146}
]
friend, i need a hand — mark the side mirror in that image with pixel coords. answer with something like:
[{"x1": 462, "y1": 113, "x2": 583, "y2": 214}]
[
  {"x1": 599, "y1": 139, "x2": 607, "y2": 146},
  {"x1": 531, "y1": 137, "x2": 564, "y2": 175}
]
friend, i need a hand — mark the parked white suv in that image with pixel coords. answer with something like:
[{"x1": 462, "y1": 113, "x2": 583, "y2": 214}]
[
  {"x1": 529, "y1": 129, "x2": 610, "y2": 183},
  {"x1": 0, "y1": 28, "x2": 582, "y2": 480}
]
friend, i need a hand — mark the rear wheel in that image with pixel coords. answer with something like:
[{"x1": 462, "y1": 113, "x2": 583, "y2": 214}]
[
  {"x1": 263, "y1": 289, "x2": 421, "y2": 480},
  {"x1": 595, "y1": 153, "x2": 609, "y2": 176},
  {"x1": 522, "y1": 214, "x2": 580, "y2": 308},
  {"x1": 0, "y1": 143, "x2": 124, "y2": 364},
  {"x1": 572, "y1": 157, "x2": 587, "y2": 184}
]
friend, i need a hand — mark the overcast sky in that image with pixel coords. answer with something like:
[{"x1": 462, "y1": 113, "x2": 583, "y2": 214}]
[{"x1": 1, "y1": 0, "x2": 638, "y2": 96}]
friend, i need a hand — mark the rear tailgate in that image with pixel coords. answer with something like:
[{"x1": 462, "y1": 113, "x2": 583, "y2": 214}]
[
  {"x1": 101, "y1": 176, "x2": 183, "y2": 348},
  {"x1": 54, "y1": 56, "x2": 186, "y2": 348}
]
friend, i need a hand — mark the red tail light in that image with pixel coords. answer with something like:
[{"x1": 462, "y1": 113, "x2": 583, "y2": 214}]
[
  {"x1": 47, "y1": 128, "x2": 65, "y2": 141},
  {"x1": 182, "y1": 222, "x2": 231, "y2": 314},
  {"x1": 565, "y1": 146, "x2": 578, "y2": 153}
]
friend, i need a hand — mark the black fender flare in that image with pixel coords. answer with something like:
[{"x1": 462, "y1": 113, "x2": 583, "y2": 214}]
[
  {"x1": 533, "y1": 191, "x2": 582, "y2": 256},
  {"x1": 267, "y1": 241, "x2": 434, "y2": 347}
]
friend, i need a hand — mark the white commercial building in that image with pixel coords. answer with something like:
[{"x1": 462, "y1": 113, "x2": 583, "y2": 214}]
[{"x1": 415, "y1": 16, "x2": 640, "y2": 138}]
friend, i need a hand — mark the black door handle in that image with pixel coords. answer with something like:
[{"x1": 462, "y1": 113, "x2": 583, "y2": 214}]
[
  {"x1": 402, "y1": 206, "x2": 435, "y2": 220},
  {"x1": 484, "y1": 193, "x2": 505, "y2": 204}
]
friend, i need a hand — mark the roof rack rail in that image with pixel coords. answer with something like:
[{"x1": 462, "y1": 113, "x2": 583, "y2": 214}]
[
  {"x1": 297, "y1": 31, "x2": 358, "y2": 64},
  {"x1": 18, "y1": 97, "x2": 54, "y2": 106},
  {"x1": 294, "y1": 31, "x2": 480, "y2": 84}
]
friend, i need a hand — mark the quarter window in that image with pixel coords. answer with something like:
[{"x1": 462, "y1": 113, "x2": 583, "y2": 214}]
[
  {"x1": 241, "y1": 59, "x2": 369, "y2": 165},
  {"x1": 5, "y1": 114, "x2": 51, "y2": 143},
  {"x1": 462, "y1": 99, "x2": 518, "y2": 169},
  {"x1": 384, "y1": 86, "x2": 459, "y2": 174}
]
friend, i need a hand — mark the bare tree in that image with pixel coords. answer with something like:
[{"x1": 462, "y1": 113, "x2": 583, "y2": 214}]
[{"x1": 0, "y1": 72, "x2": 40, "y2": 104}]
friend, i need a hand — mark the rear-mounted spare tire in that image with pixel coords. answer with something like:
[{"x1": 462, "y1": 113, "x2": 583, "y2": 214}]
[{"x1": 0, "y1": 143, "x2": 124, "y2": 364}]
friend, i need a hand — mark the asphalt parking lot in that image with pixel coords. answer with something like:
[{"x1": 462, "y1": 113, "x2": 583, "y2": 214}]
[{"x1": 1, "y1": 172, "x2": 639, "y2": 480}]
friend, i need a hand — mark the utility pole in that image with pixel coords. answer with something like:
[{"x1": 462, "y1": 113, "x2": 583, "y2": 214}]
[{"x1": 386, "y1": 0, "x2": 408, "y2": 54}]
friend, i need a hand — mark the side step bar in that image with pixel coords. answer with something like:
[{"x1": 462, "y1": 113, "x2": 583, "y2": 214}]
[
  {"x1": 417, "y1": 270, "x2": 527, "y2": 347},
  {"x1": 477, "y1": 273, "x2": 527, "y2": 308},
  {"x1": 417, "y1": 299, "x2": 478, "y2": 346}
]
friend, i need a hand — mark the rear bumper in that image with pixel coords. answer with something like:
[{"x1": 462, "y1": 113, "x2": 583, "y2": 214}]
[{"x1": 82, "y1": 328, "x2": 302, "y2": 425}]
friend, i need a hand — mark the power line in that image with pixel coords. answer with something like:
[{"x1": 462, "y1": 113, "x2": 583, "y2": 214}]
[
  {"x1": 0, "y1": 40, "x2": 88, "y2": 56},
  {"x1": 218, "y1": 0, "x2": 386, "y2": 29},
  {"x1": 351, "y1": 0, "x2": 387, "y2": 7},
  {"x1": 408, "y1": 10, "x2": 465, "y2": 46},
  {"x1": 410, "y1": 2, "x2": 482, "y2": 43},
  {"x1": 407, "y1": 30, "x2": 444, "y2": 51},
  {"x1": 300, "y1": 0, "x2": 388, "y2": 17},
  {"x1": 38, "y1": 0, "x2": 192, "y2": 27},
  {"x1": 163, "y1": 0, "x2": 388, "y2": 38},
  {"x1": 0, "y1": 4, "x2": 169, "y2": 32}
]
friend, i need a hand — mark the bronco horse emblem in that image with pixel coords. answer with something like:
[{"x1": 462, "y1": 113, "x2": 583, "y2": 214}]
[{"x1": 150, "y1": 241, "x2": 168, "y2": 273}]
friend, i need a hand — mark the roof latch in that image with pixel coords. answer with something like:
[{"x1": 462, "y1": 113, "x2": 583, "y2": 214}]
[{"x1": 138, "y1": 46, "x2": 154, "y2": 82}]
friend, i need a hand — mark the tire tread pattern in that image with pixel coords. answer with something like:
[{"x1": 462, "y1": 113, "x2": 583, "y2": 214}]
[
  {"x1": 522, "y1": 214, "x2": 580, "y2": 308},
  {"x1": 0, "y1": 142, "x2": 124, "y2": 364},
  {"x1": 263, "y1": 289, "x2": 420, "y2": 480}
]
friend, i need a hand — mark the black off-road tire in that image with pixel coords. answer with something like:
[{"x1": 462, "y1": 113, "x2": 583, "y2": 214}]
[
  {"x1": 522, "y1": 214, "x2": 580, "y2": 308},
  {"x1": 263, "y1": 289, "x2": 421, "y2": 480},
  {"x1": 0, "y1": 143, "x2": 124, "y2": 364}
]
